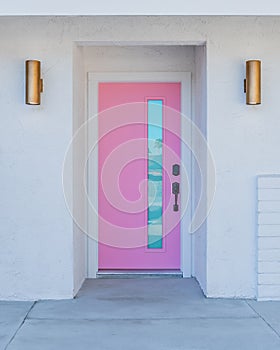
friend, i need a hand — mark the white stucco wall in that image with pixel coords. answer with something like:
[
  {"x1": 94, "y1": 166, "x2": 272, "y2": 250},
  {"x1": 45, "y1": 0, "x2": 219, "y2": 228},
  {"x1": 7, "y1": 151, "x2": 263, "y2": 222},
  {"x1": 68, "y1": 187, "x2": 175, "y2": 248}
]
[
  {"x1": 1, "y1": 16, "x2": 280, "y2": 299},
  {"x1": 193, "y1": 46, "x2": 207, "y2": 293},
  {"x1": 72, "y1": 46, "x2": 87, "y2": 295},
  {"x1": 0, "y1": 0, "x2": 280, "y2": 15},
  {"x1": 0, "y1": 17, "x2": 74, "y2": 300}
]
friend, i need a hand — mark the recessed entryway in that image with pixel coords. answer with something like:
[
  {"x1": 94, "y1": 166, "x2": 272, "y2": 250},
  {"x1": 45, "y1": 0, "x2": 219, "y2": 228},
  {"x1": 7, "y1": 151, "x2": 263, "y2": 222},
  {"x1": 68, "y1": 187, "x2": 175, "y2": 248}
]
[{"x1": 72, "y1": 43, "x2": 207, "y2": 293}]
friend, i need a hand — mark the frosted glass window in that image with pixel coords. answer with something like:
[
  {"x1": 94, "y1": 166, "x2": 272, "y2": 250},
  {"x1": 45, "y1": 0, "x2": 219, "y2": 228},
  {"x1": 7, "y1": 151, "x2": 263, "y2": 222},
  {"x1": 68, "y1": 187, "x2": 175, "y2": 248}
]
[{"x1": 147, "y1": 100, "x2": 163, "y2": 249}]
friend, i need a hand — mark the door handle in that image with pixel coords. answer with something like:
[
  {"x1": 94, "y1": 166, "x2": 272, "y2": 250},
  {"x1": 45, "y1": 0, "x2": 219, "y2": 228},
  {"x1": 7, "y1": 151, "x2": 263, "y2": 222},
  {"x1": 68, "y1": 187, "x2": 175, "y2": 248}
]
[{"x1": 172, "y1": 182, "x2": 180, "y2": 212}]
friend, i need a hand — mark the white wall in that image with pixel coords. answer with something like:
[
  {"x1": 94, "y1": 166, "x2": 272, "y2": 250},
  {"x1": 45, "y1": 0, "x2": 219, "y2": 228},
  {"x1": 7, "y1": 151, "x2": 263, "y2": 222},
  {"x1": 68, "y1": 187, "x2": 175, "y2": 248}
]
[
  {"x1": 205, "y1": 17, "x2": 280, "y2": 298},
  {"x1": 193, "y1": 46, "x2": 207, "y2": 293},
  {"x1": 1, "y1": 16, "x2": 280, "y2": 299},
  {"x1": 83, "y1": 45, "x2": 195, "y2": 73},
  {"x1": 72, "y1": 46, "x2": 87, "y2": 295},
  {"x1": 1, "y1": 0, "x2": 280, "y2": 15},
  {"x1": 0, "y1": 17, "x2": 74, "y2": 300}
]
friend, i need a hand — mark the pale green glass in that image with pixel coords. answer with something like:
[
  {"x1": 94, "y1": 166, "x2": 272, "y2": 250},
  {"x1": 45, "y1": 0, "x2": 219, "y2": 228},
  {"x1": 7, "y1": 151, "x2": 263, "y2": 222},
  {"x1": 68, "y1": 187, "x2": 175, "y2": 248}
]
[{"x1": 147, "y1": 100, "x2": 163, "y2": 249}]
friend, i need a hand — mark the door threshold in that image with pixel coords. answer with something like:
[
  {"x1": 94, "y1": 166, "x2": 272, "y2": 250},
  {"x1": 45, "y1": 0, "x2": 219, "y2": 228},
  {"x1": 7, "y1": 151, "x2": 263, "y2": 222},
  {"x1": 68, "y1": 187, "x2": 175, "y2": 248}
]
[{"x1": 97, "y1": 270, "x2": 183, "y2": 279}]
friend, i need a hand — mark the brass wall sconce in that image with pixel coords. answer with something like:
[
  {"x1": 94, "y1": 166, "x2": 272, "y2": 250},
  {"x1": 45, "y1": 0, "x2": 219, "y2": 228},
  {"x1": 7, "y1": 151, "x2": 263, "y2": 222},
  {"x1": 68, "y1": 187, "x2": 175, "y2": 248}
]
[
  {"x1": 25, "y1": 60, "x2": 43, "y2": 105},
  {"x1": 244, "y1": 60, "x2": 261, "y2": 105}
]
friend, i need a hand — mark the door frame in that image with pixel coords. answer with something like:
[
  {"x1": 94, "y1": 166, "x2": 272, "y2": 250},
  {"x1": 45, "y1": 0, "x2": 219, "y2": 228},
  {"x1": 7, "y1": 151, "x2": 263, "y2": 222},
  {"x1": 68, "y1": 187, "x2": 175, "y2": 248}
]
[{"x1": 87, "y1": 72, "x2": 192, "y2": 278}]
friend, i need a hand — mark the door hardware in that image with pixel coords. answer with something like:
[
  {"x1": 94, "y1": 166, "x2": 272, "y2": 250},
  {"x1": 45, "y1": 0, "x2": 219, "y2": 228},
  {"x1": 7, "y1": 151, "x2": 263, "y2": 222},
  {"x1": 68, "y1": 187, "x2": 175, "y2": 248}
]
[
  {"x1": 172, "y1": 182, "x2": 180, "y2": 212},
  {"x1": 172, "y1": 164, "x2": 180, "y2": 176}
]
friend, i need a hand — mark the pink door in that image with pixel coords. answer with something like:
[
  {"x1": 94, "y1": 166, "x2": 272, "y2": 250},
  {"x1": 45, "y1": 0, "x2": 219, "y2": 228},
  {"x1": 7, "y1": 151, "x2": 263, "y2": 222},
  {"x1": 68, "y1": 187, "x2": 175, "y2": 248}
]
[{"x1": 98, "y1": 82, "x2": 181, "y2": 270}]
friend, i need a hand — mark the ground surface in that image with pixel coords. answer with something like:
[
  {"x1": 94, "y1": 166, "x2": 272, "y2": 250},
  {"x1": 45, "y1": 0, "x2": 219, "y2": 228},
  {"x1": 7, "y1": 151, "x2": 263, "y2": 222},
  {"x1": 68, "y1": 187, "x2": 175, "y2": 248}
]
[{"x1": 1, "y1": 278, "x2": 280, "y2": 349}]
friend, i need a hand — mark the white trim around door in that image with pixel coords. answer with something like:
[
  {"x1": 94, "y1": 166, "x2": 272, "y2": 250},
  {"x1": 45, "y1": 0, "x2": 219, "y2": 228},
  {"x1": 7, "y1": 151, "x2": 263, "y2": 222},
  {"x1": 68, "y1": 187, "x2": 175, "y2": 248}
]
[{"x1": 87, "y1": 72, "x2": 192, "y2": 278}]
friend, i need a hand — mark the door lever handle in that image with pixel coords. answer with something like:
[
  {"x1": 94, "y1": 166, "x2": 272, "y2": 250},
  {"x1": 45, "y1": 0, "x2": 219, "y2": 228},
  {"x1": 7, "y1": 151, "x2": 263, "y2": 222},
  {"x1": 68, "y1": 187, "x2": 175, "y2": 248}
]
[{"x1": 172, "y1": 182, "x2": 179, "y2": 212}]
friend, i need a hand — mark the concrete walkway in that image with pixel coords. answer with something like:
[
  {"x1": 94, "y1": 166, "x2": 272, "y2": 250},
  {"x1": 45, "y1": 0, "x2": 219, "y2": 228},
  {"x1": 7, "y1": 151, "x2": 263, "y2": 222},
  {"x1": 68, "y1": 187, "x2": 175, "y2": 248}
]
[{"x1": 1, "y1": 278, "x2": 280, "y2": 349}]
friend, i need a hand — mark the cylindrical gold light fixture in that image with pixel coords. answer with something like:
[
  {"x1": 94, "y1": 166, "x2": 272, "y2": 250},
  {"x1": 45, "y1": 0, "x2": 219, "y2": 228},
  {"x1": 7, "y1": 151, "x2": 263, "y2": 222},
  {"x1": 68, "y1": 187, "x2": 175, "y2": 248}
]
[
  {"x1": 244, "y1": 60, "x2": 261, "y2": 105},
  {"x1": 25, "y1": 60, "x2": 43, "y2": 105}
]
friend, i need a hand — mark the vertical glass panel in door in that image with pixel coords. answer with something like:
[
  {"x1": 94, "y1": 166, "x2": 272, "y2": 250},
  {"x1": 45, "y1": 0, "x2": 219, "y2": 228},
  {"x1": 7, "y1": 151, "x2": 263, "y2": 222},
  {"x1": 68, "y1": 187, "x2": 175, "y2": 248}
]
[{"x1": 147, "y1": 100, "x2": 163, "y2": 249}]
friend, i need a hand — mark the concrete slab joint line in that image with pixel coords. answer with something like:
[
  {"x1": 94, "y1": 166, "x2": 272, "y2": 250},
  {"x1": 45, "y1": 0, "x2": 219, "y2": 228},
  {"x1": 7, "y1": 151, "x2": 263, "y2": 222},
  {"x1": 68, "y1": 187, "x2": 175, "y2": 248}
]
[
  {"x1": 4, "y1": 301, "x2": 37, "y2": 350},
  {"x1": 246, "y1": 301, "x2": 280, "y2": 340}
]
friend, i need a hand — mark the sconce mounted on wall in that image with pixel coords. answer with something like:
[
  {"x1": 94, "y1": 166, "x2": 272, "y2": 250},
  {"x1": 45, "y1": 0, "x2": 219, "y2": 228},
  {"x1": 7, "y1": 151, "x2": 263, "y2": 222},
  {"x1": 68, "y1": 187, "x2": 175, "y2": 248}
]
[
  {"x1": 244, "y1": 60, "x2": 261, "y2": 105},
  {"x1": 25, "y1": 60, "x2": 43, "y2": 105}
]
